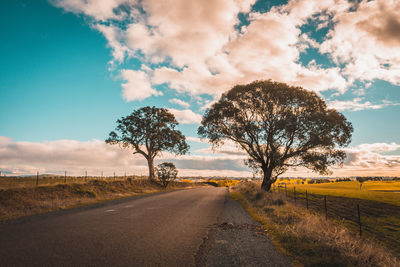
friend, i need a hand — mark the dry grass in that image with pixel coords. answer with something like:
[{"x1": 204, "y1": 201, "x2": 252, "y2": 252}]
[
  {"x1": 231, "y1": 182, "x2": 399, "y2": 267},
  {"x1": 0, "y1": 176, "x2": 145, "y2": 189},
  {"x1": 0, "y1": 178, "x2": 201, "y2": 221}
]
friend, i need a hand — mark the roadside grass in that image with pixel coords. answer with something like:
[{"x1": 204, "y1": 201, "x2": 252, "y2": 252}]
[
  {"x1": 230, "y1": 182, "x2": 399, "y2": 267},
  {"x1": 0, "y1": 176, "x2": 144, "y2": 189},
  {"x1": 0, "y1": 178, "x2": 201, "y2": 221},
  {"x1": 278, "y1": 181, "x2": 400, "y2": 206}
]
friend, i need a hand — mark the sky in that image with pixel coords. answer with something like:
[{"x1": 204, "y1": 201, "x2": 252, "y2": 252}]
[{"x1": 1, "y1": 0, "x2": 400, "y2": 177}]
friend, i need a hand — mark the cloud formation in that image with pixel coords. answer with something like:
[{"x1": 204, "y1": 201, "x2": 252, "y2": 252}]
[
  {"x1": 0, "y1": 137, "x2": 250, "y2": 177},
  {"x1": 327, "y1": 98, "x2": 400, "y2": 111},
  {"x1": 1, "y1": 137, "x2": 399, "y2": 177},
  {"x1": 51, "y1": 0, "x2": 132, "y2": 21},
  {"x1": 167, "y1": 108, "x2": 202, "y2": 124},
  {"x1": 51, "y1": 0, "x2": 400, "y2": 102},
  {"x1": 339, "y1": 143, "x2": 400, "y2": 176},
  {"x1": 120, "y1": 69, "x2": 162, "y2": 101},
  {"x1": 168, "y1": 98, "x2": 190, "y2": 108},
  {"x1": 319, "y1": 0, "x2": 400, "y2": 85}
]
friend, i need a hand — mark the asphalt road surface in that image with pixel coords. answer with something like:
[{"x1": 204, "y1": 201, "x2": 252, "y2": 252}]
[{"x1": 0, "y1": 187, "x2": 290, "y2": 266}]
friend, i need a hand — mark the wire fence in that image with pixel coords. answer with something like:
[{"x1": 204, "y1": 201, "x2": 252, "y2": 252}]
[
  {"x1": 0, "y1": 171, "x2": 148, "y2": 189},
  {"x1": 272, "y1": 183, "x2": 400, "y2": 256}
]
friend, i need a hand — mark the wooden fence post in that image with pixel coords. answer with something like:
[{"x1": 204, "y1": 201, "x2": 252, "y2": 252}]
[
  {"x1": 64, "y1": 171, "x2": 67, "y2": 184},
  {"x1": 36, "y1": 171, "x2": 39, "y2": 186},
  {"x1": 324, "y1": 195, "x2": 328, "y2": 220},
  {"x1": 306, "y1": 190, "x2": 309, "y2": 210},
  {"x1": 357, "y1": 204, "x2": 362, "y2": 237},
  {"x1": 114, "y1": 172, "x2": 116, "y2": 180},
  {"x1": 85, "y1": 170, "x2": 87, "y2": 181},
  {"x1": 294, "y1": 187, "x2": 296, "y2": 204},
  {"x1": 285, "y1": 184, "x2": 287, "y2": 198}
]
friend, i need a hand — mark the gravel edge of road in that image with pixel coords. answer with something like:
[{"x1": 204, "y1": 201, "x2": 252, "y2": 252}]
[{"x1": 195, "y1": 188, "x2": 293, "y2": 267}]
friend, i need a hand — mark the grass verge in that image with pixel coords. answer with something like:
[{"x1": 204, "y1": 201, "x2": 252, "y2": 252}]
[
  {"x1": 0, "y1": 179, "x2": 202, "y2": 221},
  {"x1": 230, "y1": 182, "x2": 399, "y2": 267}
]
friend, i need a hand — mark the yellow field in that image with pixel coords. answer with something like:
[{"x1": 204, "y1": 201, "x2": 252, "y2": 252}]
[
  {"x1": 277, "y1": 180, "x2": 400, "y2": 206},
  {"x1": 207, "y1": 179, "x2": 241, "y2": 187}
]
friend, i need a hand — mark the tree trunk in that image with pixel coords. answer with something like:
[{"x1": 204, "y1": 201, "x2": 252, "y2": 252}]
[
  {"x1": 147, "y1": 157, "x2": 155, "y2": 181},
  {"x1": 261, "y1": 167, "x2": 273, "y2": 191}
]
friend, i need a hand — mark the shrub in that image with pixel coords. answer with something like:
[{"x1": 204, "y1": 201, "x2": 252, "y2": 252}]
[{"x1": 155, "y1": 162, "x2": 178, "y2": 188}]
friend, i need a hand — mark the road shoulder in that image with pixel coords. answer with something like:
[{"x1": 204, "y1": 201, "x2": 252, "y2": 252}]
[{"x1": 196, "y1": 191, "x2": 292, "y2": 267}]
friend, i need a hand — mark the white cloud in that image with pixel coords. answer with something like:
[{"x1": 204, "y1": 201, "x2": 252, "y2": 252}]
[
  {"x1": 52, "y1": 0, "x2": 400, "y2": 103},
  {"x1": 94, "y1": 24, "x2": 128, "y2": 64},
  {"x1": 0, "y1": 137, "x2": 148, "y2": 176},
  {"x1": 1, "y1": 137, "x2": 400, "y2": 178},
  {"x1": 149, "y1": 1, "x2": 350, "y2": 97},
  {"x1": 354, "y1": 142, "x2": 400, "y2": 153},
  {"x1": 0, "y1": 137, "x2": 252, "y2": 177},
  {"x1": 167, "y1": 108, "x2": 202, "y2": 124},
  {"x1": 168, "y1": 98, "x2": 190, "y2": 108},
  {"x1": 319, "y1": 0, "x2": 400, "y2": 85},
  {"x1": 337, "y1": 142, "x2": 400, "y2": 176},
  {"x1": 200, "y1": 99, "x2": 217, "y2": 111},
  {"x1": 120, "y1": 69, "x2": 162, "y2": 101},
  {"x1": 53, "y1": 0, "x2": 362, "y2": 101},
  {"x1": 327, "y1": 98, "x2": 400, "y2": 111},
  {"x1": 51, "y1": 0, "x2": 133, "y2": 21}
]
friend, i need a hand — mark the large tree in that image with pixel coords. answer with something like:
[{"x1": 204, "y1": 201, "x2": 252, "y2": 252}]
[
  {"x1": 198, "y1": 80, "x2": 353, "y2": 191},
  {"x1": 106, "y1": 106, "x2": 189, "y2": 181}
]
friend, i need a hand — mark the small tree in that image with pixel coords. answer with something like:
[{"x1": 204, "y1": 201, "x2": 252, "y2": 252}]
[
  {"x1": 198, "y1": 80, "x2": 353, "y2": 191},
  {"x1": 155, "y1": 162, "x2": 178, "y2": 188},
  {"x1": 106, "y1": 106, "x2": 189, "y2": 181}
]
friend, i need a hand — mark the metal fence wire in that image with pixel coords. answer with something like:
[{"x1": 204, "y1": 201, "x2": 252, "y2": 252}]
[{"x1": 272, "y1": 184, "x2": 400, "y2": 256}]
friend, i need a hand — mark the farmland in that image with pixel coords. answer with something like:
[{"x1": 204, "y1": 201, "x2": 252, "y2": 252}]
[
  {"x1": 272, "y1": 180, "x2": 400, "y2": 256},
  {"x1": 232, "y1": 181, "x2": 400, "y2": 266},
  {"x1": 275, "y1": 180, "x2": 400, "y2": 206}
]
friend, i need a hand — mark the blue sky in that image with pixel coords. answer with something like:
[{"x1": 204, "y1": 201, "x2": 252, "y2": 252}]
[{"x1": 1, "y1": 0, "x2": 400, "y2": 177}]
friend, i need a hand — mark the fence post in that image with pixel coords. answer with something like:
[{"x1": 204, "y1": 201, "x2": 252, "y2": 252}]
[
  {"x1": 306, "y1": 190, "x2": 309, "y2": 210},
  {"x1": 324, "y1": 195, "x2": 328, "y2": 220},
  {"x1": 85, "y1": 170, "x2": 87, "y2": 181},
  {"x1": 357, "y1": 204, "x2": 362, "y2": 237},
  {"x1": 114, "y1": 172, "x2": 116, "y2": 180},
  {"x1": 294, "y1": 186, "x2": 296, "y2": 204},
  {"x1": 36, "y1": 171, "x2": 39, "y2": 186},
  {"x1": 285, "y1": 184, "x2": 287, "y2": 198},
  {"x1": 64, "y1": 171, "x2": 67, "y2": 184}
]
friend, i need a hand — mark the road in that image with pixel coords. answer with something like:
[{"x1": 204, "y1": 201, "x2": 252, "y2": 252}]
[{"x1": 0, "y1": 187, "x2": 290, "y2": 266}]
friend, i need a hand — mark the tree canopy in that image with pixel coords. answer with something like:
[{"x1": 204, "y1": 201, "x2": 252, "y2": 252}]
[
  {"x1": 198, "y1": 80, "x2": 353, "y2": 191},
  {"x1": 106, "y1": 106, "x2": 189, "y2": 181}
]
